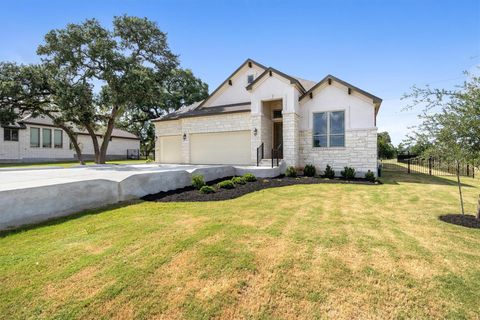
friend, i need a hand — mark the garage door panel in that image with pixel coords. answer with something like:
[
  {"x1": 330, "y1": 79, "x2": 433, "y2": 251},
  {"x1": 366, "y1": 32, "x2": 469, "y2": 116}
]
[
  {"x1": 159, "y1": 135, "x2": 182, "y2": 163},
  {"x1": 190, "y1": 131, "x2": 251, "y2": 165}
]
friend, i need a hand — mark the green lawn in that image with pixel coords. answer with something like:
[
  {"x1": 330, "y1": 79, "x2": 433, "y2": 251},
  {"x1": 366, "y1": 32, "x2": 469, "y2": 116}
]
[
  {"x1": 1, "y1": 166, "x2": 479, "y2": 319},
  {"x1": 0, "y1": 159, "x2": 149, "y2": 168}
]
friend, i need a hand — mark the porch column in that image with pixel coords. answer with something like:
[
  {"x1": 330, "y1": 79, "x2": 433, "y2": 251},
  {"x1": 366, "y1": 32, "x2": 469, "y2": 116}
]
[{"x1": 282, "y1": 112, "x2": 299, "y2": 167}]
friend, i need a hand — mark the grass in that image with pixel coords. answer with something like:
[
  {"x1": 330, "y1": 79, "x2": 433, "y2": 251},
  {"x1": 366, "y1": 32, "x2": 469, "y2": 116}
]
[
  {"x1": 1, "y1": 167, "x2": 480, "y2": 319},
  {"x1": 0, "y1": 159, "x2": 149, "y2": 168}
]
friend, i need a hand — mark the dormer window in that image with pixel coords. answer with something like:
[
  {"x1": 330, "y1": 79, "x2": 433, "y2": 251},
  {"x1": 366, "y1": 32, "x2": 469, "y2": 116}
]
[{"x1": 247, "y1": 74, "x2": 254, "y2": 84}]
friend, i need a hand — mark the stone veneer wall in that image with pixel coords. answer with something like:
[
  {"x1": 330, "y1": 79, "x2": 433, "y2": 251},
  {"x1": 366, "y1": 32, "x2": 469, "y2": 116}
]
[
  {"x1": 283, "y1": 112, "x2": 299, "y2": 167},
  {"x1": 299, "y1": 128, "x2": 378, "y2": 176}
]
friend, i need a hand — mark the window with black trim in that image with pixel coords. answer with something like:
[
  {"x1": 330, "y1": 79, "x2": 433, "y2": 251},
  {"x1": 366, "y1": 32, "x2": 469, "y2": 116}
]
[
  {"x1": 30, "y1": 127, "x2": 40, "y2": 147},
  {"x1": 4, "y1": 128, "x2": 19, "y2": 141},
  {"x1": 54, "y1": 129, "x2": 63, "y2": 148},
  {"x1": 313, "y1": 111, "x2": 345, "y2": 147},
  {"x1": 42, "y1": 128, "x2": 52, "y2": 148}
]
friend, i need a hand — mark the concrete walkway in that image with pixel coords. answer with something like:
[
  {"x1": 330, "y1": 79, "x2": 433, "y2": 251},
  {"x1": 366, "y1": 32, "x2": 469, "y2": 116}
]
[{"x1": 0, "y1": 163, "x2": 285, "y2": 231}]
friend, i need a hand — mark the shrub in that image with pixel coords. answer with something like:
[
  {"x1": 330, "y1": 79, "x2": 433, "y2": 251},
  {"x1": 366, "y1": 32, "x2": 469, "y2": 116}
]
[
  {"x1": 192, "y1": 175, "x2": 205, "y2": 190},
  {"x1": 340, "y1": 166, "x2": 356, "y2": 180},
  {"x1": 232, "y1": 176, "x2": 246, "y2": 185},
  {"x1": 365, "y1": 170, "x2": 376, "y2": 183},
  {"x1": 285, "y1": 166, "x2": 297, "y2": 177},
  {"x1": 243, "y1": 173, "x2": 257, "y2": 182},
  {"x1": 324, "y1": 164, "x2": 335, "y2": 179},
  {"x1": 303, "y1": 164, "x2": 316, "y2": 177},
  {"x1": 217, "y1": 180, "x2": 235, "y2": 189},
  {"x1": 145, "y1": 159, "x2": 154, "y2": 163},
  {"x1": 199, "y1": 185, "x2": 215, "y2": 194}
]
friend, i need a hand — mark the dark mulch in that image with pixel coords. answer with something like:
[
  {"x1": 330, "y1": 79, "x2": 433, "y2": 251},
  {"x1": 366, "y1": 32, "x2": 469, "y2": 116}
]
[
  {"x1": 439, "y1": 214, "x2": 480, "y2": 229},
  {"x1": 142, "y1": 176, "x2": 380, "y2": 202}
]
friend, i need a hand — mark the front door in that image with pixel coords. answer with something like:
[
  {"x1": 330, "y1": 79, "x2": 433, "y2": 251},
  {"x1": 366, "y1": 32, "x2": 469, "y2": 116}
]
[{"x1": 273, "y1": 122, "x2": 283, "y2": 159}]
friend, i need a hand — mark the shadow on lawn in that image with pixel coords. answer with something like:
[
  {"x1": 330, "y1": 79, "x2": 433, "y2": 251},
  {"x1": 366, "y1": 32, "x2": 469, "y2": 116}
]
[
  {"x1": 439, "y1": 214, "x2": 480, "y2": 229},
  {"x1": 0, "y1": 201, "x2": 140, "y2": 238},
  {"x1": 381, "y1": 162, "x2": 475, "y2": 187}
]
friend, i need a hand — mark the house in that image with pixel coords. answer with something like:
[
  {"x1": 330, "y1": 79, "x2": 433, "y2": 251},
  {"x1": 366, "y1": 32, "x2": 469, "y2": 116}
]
[
  {"x1": 0, "y1": 114, "x2": 140, "y2": 162},
  {"x1": 153, "y1": 59, "x2": 382, "y2": 176}
]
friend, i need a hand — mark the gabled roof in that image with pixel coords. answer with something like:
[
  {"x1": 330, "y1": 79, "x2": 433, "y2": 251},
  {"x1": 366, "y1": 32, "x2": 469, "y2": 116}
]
[
  {"x1": 245, "y1": 67, "x2": 308, "y2": 94},
  {"x1": 196, "y1": 58, "x2": 267, "y2": 109},
  {"x1": 300, "y1": 74, "x2": 382, "y2": 105}
]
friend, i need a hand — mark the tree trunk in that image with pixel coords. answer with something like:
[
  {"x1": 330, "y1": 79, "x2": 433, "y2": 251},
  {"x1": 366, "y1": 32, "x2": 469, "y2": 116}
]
[
  {"x1": 85, "y1": 124, "x2": 100, "y2": 164},
  {"x1": 59, "y1": 124, "x2": 85, "y2": 165},
  {"x1": 476, "y1": 194, "x2": 480, "y2": 220},
  {"x1": 456, "y1": 161, "x2": 465, "y2": 215},
  {"x1": 98, "y1": 107, "x2": 118, "y2": 164}
]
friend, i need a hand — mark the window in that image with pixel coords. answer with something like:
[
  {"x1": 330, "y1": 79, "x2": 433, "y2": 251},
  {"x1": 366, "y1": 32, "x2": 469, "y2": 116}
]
[
  {"x1": 313, "y1": 111, "x2": 345, "y2": 148},
  {"x1": 30, "y1": 127, "x2": 40, "y2": 147},
  {"x1": 247, "y1": 74, "x2": 254, "y2": 84},
  {"x1": 42, "y1": 128, "x2": 52, "y2": 148},
  {"x1": 4, "y1": 128, "x2": 19, "y2": 141},
  {"x1": 273, "y1": 110, "x2": 283, "y2": 119},
  {"x1": 54, "y1": 129, "x2": 63, "y2": 148}
]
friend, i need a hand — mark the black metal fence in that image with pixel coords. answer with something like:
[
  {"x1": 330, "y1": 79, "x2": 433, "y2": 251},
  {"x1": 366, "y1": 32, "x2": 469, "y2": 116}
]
[{"x1": 384, "y1": 157, "x2": 476, "y2": 178}]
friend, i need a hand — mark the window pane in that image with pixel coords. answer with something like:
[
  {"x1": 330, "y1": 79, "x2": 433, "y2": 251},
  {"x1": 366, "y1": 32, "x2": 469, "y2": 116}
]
[
  {"x1": 330, "y1": 111, "x2": 345, "y2": 134},
  {"x1": 313, "y1": 112, "x2": 327, "y2": 135},
  {"x1": 11, "y1": 129, "x2": 18, "y2": 141},
  {"x1": 330, "y1": 134, "x2": 345, "y2": 147},
  {"x1": 313, "y1": 135, "x2": 327, "y2": 147},
  {"x1": 54, "y1": 130, "x2": 63, "y2": 148},
  {"x1": 42, "y1": 128, "x2": 52, "y2": 148},
  {"x1": 30, "y1": 128, "x2": 40, "y2": 147},
  {"x1": 247, "y1": 74, "x2": 254, "y2": 84},
  {"x1": 4, "y1": 129, "x2": 11, "y2": 141}
]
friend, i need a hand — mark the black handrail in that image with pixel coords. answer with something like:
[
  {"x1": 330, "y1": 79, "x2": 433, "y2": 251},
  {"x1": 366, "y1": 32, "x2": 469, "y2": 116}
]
[
  {"x1": 256, "y1": 142, "x2": 264, "y2": 166},
  {"x1": 271, "y1": 143, "x2": 282, "y2": 168}
]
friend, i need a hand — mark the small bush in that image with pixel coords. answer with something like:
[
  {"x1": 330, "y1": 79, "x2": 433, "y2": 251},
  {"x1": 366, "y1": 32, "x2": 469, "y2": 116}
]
[
  {"x1": 243, "y1": 173, "x2": 257, "y2": 182},
  {"x1": 232, "y1": 176, "x2": 246, "y2": 185},
  {"x1": 145, "y1": 159, "x2": 154, "y2": 163},
  {"x1": 365, "y1": 170, "x2": 376, "y2": 183},
  {"x1": 340, "y1": 166, "x2": 356, "y2": 180},
  {"x1": 285, "y1": 166, "x2": 297, "y2": 177},
  {"x1": 324, "y1": 164, "x2": 335, "y2": 179},
  {"x1": 199, "y1": 185, "x2": 215, "y2": 194},
  {"x1": 303, "y1": 164, "x2": 316, "y2": 177},
  {"x1": 217, "y1": 180, "x2": 235, "y2": 189},
  {"x1": 192, "y1": 175, "x2": 205, "y2": 190}
]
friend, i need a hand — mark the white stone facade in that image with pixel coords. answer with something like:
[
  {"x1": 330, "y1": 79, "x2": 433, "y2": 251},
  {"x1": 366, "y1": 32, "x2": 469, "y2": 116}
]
[
  {"x1": 155, "y1": 59, "x2": 381, "y2": 175},
  {"x1": 299, "y1": 128, "x2": 377, "y2": 176}
]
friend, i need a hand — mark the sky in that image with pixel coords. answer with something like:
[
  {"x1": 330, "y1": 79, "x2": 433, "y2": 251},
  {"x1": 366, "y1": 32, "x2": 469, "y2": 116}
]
[{"x1": 1, "y1": 0, "x2": 479, "y2": 145}]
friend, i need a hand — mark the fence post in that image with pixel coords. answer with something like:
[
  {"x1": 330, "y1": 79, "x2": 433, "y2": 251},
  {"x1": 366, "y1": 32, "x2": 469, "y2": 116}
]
[
  {"x1": 429, "y1": 157, "x2": 432, "y2": 175},
  {"x1": 408, "y1": 159, "x2": 411, "y2": 174}
]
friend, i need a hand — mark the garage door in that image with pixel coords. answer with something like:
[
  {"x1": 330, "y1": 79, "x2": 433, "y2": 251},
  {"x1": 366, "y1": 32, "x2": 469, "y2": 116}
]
[
  {"x1": 190, "y1": 131, "x2": 251, "y2": 165},
  {"x1": 159, "y1": 135, "x2": 182, "y2": 163}
]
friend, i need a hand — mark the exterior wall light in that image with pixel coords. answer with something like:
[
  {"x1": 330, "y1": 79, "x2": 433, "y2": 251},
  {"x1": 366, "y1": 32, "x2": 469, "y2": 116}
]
[
  {"x1": 183, "y1": 133, "x2": 187, "y2": 141},
  {"x1": 253, "y1": 128, "x2": 258, "y2": 136}
]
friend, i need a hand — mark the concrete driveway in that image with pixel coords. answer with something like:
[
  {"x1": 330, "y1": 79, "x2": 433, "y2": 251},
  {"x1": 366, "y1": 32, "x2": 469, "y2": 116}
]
[{"x1": 0, "y1": 164, "x2": 214, "y2": 191}]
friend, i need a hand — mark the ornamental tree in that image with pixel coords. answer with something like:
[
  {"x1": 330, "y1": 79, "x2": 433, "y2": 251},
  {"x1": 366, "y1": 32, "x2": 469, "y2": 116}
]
[
  {"x1": 404, "y1": 72, "x2": 480, "y2": 216},
  {"x1": 37, "y1": 15, "x2": 179, "y2": 163}
]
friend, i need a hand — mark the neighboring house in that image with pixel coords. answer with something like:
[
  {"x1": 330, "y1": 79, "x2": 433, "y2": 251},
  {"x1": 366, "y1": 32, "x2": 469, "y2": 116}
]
[
  {"x1": 153, "y1": 59, "x2": 382, "y2": 176},
  {"x1": 0, "y1": 115, "x2": 140, "y2": 162}
]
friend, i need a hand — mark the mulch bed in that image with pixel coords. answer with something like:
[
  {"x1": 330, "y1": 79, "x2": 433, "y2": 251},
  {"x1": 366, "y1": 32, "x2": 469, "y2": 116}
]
[
  {"x1": 439, "y1": 214, "x2": 480, "y2": 229},
  {"x1": 142, "y1": 176, "x2": 380, "y2": 202}
]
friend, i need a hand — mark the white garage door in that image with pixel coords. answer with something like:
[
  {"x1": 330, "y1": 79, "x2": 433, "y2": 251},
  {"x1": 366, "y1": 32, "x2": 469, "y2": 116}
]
[
  {"x1": 190, "y1": 131, "x2": 251, "y2": 165},
  {"x1": 159, "y1": 135, "x2": 182, "y2": 163}
]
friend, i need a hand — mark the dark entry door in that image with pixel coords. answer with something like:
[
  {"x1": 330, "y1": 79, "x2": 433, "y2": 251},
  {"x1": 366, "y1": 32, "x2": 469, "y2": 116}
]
[{"x1": 273, "y1": 122, "x2": 283, "y2": 159}]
